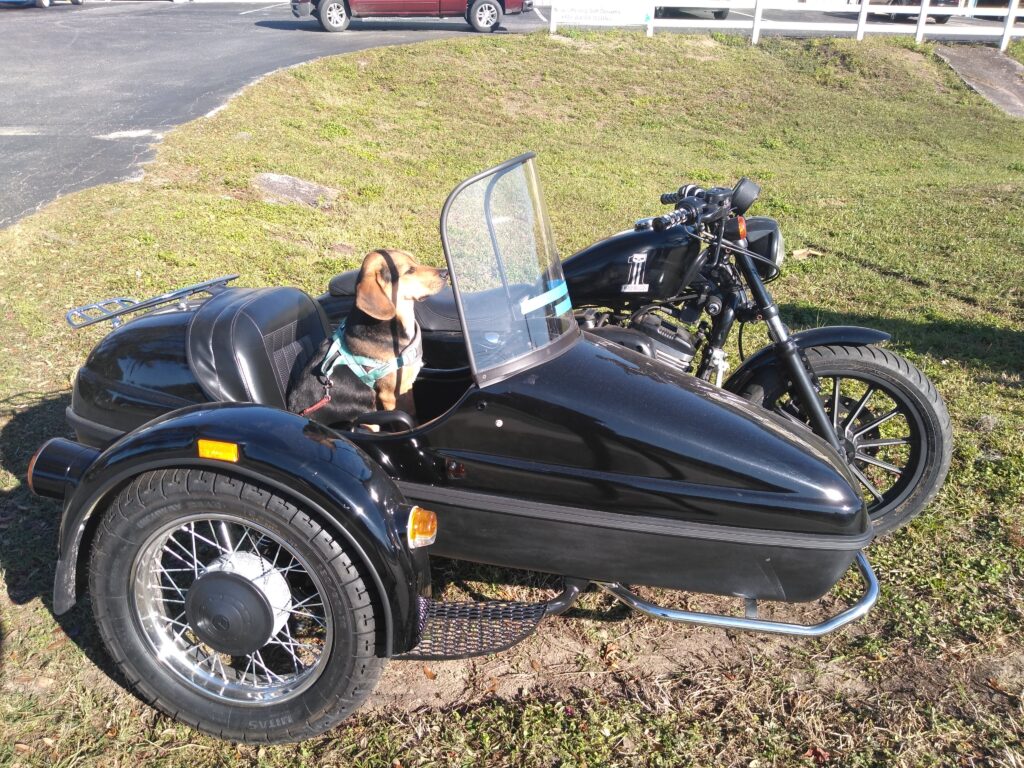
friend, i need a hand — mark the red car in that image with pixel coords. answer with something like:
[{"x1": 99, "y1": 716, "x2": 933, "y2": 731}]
[{"x1": 292, "y1": 0, "x2": 534, "y2": 32}]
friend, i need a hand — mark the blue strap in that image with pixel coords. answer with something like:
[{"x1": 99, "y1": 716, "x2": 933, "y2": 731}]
[
  {"x1": 320, "y1": 323, "x2": 418, "y2": 388},
  {"x1": 520, "y1": 279, "x2": 571, "y2": 316}
]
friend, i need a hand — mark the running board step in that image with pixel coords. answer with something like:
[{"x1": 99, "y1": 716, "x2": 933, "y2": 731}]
[{"x1": 398, "y1": 598, "x2": 548, "y2": 660}]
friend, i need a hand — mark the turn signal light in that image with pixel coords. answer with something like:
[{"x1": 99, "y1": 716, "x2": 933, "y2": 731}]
[
  {"x1": 197, "y1": 439, "x2": 239, "y2": 463},
  {"x1": 736, "y1": 216, "x2": 747, "y2": 240},
  {"x1": 407, "y1": 506, "x2": 438, "y2": 549}
]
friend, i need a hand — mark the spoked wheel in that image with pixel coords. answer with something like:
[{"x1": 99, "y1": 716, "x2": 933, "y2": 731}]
[
  {"x1": 89, "y1": 470, "x2": 382, "y2": 742},
  {"x1": 755, "y1": 345, "x2": 951, "y2": 535}
]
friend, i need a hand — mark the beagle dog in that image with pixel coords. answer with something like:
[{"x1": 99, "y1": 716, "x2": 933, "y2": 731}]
[{"x1": 287, "y1": 249, "x2": 448, "y2": 427}]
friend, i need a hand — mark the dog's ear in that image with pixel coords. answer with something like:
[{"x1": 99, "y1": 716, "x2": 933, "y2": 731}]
[{"x1": 355, "y1": 250, "x2": 397, "y2": 321}]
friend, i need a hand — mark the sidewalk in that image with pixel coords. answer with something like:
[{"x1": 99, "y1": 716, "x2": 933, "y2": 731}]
[{"x1": 936, "y1": 44, "x2": 1024, "y2": 118}]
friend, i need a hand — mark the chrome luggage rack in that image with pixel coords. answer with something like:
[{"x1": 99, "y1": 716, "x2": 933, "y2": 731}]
[{"x1": 65, "y1": 275, "x2": 239, "y2": 330}]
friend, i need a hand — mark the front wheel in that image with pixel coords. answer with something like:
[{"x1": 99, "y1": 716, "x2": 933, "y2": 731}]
[
  {"x1": 317, "y1": 0, "x2": 350, "y2": 31},
  {"x1": 89, "y1": 469, "x2": 383, "y2": 742},
  {"x1": 713, "y1": 9, "x2": 729, "y2": 19},
  {"x1": 746, "y1": 345, "x2": 952, "y2": 535},
  {"x1": 933, "y1": 14, "x2": 950, "y2": 23},
  {"x1": 468, "y1": 0, "x2": 502, "y2": 32}
]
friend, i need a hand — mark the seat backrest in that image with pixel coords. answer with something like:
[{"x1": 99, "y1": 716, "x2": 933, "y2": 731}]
[{"x1": 186, "y1": 287, "x2": 329, "y2": 409}]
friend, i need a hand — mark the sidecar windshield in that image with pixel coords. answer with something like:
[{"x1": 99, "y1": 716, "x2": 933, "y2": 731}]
[{"x1": 441, "y1": 154, "x2": 578, "y2": 386}]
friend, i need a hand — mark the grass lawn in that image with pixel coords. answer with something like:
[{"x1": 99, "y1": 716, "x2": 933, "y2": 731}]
[
  {"x1": 1, "y1": 32, "x2": 1023, "y2": 767},
  {"x1": 1010, "y1": 39, "x2": 1024, "y2": 66}
]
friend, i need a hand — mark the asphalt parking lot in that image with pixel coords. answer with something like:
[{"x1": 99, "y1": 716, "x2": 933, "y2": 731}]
[{"x1": 0, "y1": 1, "x2": 549, "y2": 227}]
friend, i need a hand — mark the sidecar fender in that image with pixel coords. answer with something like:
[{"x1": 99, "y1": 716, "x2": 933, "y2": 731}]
[
  {"x1": 45, "y1": 402, "x2": 429, "y2": 656},
  {"x1": 724, "y1": 326, "x2": 891, "y2": 397}
]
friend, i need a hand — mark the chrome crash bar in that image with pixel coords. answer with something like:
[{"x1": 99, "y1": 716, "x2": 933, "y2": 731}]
[
  {"x1": 66, "y1": 275, "x2": 239, "y2": 329},
  {"x1": 597, "y1": 552, "x2": 878, "y2": 638}
]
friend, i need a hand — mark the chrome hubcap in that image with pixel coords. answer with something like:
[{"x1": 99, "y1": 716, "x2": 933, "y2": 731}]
[
  {"x1": 132, "y1": 515, "x2": 332, "y2": 704},
  {"x1": 475, "y1": 3, "x2": 498, "y2": 26},
  {"x1": 325, "y1": 2, "x2": 346, "y2": 26}
]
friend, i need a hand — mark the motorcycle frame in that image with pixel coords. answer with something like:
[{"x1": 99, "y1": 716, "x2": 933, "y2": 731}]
[{"x1": 682, "y1": 221, "x2": 846, "y2": 454}]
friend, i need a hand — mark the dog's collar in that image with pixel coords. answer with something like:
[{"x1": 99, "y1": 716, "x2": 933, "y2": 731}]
[{"x1": 320, "y1": 322, "x2": 422, "y2": 388}]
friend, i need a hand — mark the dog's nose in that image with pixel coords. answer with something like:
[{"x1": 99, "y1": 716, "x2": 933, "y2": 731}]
[{"x1": 438, "y1": 269, "x2": 449, "y2": 282}]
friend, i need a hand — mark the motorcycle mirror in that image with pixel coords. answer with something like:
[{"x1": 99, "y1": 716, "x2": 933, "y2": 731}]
[{"x1": 732, "y1": 177, "x2": 761, "y2": 215}]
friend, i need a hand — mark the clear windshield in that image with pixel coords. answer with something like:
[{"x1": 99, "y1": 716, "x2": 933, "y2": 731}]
[{"x1": 441, "y1": 155, "x2": 578, "y2": 386}]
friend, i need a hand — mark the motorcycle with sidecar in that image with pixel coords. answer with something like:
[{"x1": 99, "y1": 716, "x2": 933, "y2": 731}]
[{"x1": 31, "y1": 154, "x2": 883, "y2": 743}]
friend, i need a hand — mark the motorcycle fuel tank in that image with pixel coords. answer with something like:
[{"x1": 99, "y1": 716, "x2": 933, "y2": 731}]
[{"x1": 562, "y1": 222, "x2": 704, "y2": 308}]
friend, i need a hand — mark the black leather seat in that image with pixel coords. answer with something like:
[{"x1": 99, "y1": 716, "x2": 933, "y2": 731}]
[
  {"x1": 328, "y1": 269, "x2": 531, "y2": 333},
  {"x1": 186, "y1": 287, "x2": 329, "y2": 409}
]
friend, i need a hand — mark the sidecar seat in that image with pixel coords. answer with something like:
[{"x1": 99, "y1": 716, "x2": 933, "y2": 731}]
[{"x1": 187, "y1": 287, "x2": 329, "y2": 409}]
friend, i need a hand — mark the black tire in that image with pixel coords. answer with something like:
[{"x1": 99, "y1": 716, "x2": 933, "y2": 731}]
[
  {"x1": 713, "y1": 9, "x2": 729, "y2": 19},
  {"x1": 71, "y1": 0, "x2": 85, "y2": 5},
  {"x1": 744, "y1": 345, "x2": 952, "y2": 535},
  {"x1": 933, "y1": 14, "x2": 950, "y2": 23},
  {"x1": 89, "y1": 469, "x2": 383, "y2": 743},
  {"x1": 468, "y1": 0, "x2": 502, "y2": 32},
  {"x1": 317, "y1": 0, "x2": 350, "y2": 31}
]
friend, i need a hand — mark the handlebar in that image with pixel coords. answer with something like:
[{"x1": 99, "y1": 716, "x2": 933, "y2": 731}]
[
  {"x1": 659, "y1": 184, "x2": 704, "y2": 206},
  {"x1": 652, "y1": 200, "x2": 701, "y2": 231}
]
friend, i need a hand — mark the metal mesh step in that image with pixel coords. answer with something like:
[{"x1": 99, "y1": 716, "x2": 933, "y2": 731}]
[{"x1": 398, "y1": 597, "x2": 547, "y2": 661}]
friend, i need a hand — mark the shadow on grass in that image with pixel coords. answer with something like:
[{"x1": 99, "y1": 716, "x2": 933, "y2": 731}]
[
  {"x1": 779, "y1": 302, "x2": 1024, "y2": 377},
  {"x1": 0, "y1": 391, "x2": 123, "y2": 684}
]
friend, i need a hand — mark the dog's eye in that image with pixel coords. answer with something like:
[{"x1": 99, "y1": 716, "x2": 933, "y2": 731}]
[{"x1": 406, "y1": 268, "x2": 415, "y2": 275}]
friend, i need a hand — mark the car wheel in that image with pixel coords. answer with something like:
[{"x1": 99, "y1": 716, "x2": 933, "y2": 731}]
[
  {"x1": 35, "y1": 0, "x2": 50, "y2": 7},
  {"x1": 88, "y1": 469, "x2": 384, "y2": 742},
  {"x1": 933, "y1": 14, "x2": 950, "y2": 23},
  {"x1": 71, "y1": 0, "x2": 85, "y2": 5},
  {"x1": 468, "y1": 0, "x2": 502, "y2": 32},
  {"x1": 713, "y1": 9, "x2": 729, "y2": 19},
  {"x1": 318, "y1": 0, "x2": 351, "y2": 31}
]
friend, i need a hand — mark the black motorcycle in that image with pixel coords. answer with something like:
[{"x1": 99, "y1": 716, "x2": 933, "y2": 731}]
[{"x1": 561, "y1": 179, "x2": 952, "y2": 535}]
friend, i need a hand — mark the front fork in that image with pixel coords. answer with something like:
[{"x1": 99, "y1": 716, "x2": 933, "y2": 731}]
[{"x1": 731, "y1": 253, "x2": 845, "y2": 455}]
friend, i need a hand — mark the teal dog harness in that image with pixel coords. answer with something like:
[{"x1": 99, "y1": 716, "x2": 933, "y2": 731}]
[{"x1": 320, "y1": 322, "x2": 422, "y2": 388}]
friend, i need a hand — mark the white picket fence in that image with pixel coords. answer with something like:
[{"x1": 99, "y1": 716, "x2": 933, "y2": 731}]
[{"x1": 548, "y1": 0, "x2": 1024, "y2": 51}]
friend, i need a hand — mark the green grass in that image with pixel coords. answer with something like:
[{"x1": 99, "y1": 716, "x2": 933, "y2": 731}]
[
  {"x1": 1, "y1": 32, "x2": 1023, "y2": 767},
  {"x1": 1009, "y1": 39, "x2": 1024, "y2": 66}
]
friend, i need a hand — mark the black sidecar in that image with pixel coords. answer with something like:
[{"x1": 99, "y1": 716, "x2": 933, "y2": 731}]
[{"x1": 29, "y1": 154, "x2": 878, "y2": 743}]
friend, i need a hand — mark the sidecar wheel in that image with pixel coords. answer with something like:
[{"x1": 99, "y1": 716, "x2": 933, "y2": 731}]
[
  {"x1": 88, "y1": 469, "x2": 383, "y2": 743},
  {"x1": 751, "y1": 345, "x2": 952, "y2": 535}
]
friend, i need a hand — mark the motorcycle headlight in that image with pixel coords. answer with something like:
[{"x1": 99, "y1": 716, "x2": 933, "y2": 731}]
[{"x1": 745, "y1": 217, "x2": 784, "y2": 279}]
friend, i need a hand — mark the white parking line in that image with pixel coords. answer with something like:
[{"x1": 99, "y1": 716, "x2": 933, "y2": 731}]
[
  {"x1": 732, "y1": 10, "x2": 754, "y2": 18},
  {"x1": 533, "y1": 6, "x2": 548, "y2": 22},
  {"x1": 95, "y1": 129, "x2": 159, "y2": 140},
  {"x1": 239, "y1": 2, "x2": 288, "y2": 14}
]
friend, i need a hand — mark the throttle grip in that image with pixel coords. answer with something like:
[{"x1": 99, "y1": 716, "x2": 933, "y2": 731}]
[
  {"x1": 652, "y1": 202, "x2": 699, "y2": 231},
  {"x1": 660, "y1": 184, "x2": 705, "y2": 206}
]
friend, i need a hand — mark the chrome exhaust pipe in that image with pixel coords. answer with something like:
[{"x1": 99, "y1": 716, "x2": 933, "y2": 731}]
[{"x1": 27, "y1": 438, "x2": 100, "y2": 501}]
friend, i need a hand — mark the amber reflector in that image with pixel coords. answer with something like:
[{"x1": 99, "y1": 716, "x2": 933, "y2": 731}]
[
  {"x1": 737, "y1": 216, "x2": 747, "y2": 240},
  {"x1": 197, "y1": 439, "x2": 239, "y2": 463},
  {"x1": 407, "y1": 506, "x2": 438, "y2": 549}
]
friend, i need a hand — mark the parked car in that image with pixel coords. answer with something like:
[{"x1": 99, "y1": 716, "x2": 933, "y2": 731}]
[
  {"x1": 655, "y1": 5, "x2": 730, "y2": 21},
  {"x1": 870, "y1": 0, "x2": 959, "y2": 24},
  {"x1": 292, "y1": 0, "x2": 534, "y2": 33}
]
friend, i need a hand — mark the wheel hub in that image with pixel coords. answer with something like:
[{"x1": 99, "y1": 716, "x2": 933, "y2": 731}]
[
  {"x1": 839, "y1": 431, "x2": 858, "y2": 462},
  {"x1": 184, "y1": 551, "x2": 292, "y2": 656}
]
